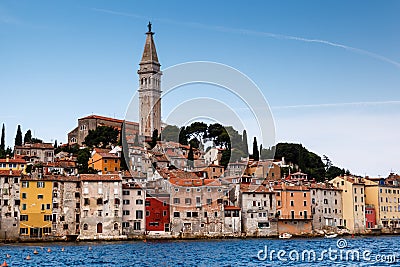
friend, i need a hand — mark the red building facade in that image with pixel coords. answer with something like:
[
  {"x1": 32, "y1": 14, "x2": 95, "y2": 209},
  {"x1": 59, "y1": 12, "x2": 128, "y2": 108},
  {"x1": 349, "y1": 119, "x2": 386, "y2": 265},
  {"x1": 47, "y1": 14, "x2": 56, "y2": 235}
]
[
  {"x1": 365, "y1": 205, "x2": 376, "y2": 229},
  {"x1": 145, "y1": 193, "x2": 170, "y2": 232}
]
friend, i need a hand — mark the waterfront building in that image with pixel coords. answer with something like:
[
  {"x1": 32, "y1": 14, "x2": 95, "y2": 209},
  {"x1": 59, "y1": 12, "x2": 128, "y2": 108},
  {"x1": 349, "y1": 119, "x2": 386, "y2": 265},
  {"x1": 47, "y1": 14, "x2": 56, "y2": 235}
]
[
  {"x1": 51, "y1": 175, "x2": 81, "y2": 240},
  {"x1": 145, "y1": 188, "x2": 170, "y2": 236},
  {"x1": 310, "y1": 183, "x2": 343, "y2": 231},
  {"x1": 364, "y1": 177, "x2": 400, "y2": 232},
  {"x1": 169, "y1": 175, "x2": 228, "y2": 237},
  {"x1": 330, "y1": 176, "x2": 366, "y2": 233},
  {"x1": 0, "y1": 170, "x2": 21, "y2": 241},
  {"x1": 79, "y1": 174, "x2": 124, "y2": 240},
  {"x1": 239, "y1": 184, "x2": 277, "y2": 237},
  {"x1": 365, "y1": 204, "x2": 376, "y2": 229},
  {"x1": 274, "y1": 184, "x2": 312, "y2": 235},
  {"x1": 19, "y1": 174, "x2": 53, "y2": 240},
  {"x1": 121, "y1": 182, "x2": 146, "y2": 237}
]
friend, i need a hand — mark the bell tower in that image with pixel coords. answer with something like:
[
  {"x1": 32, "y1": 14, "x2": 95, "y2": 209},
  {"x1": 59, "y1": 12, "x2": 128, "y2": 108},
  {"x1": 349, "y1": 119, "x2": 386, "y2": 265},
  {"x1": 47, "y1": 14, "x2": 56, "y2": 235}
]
[{"x1": 138, "y1": 22, "x2": 162, "y2": 137}]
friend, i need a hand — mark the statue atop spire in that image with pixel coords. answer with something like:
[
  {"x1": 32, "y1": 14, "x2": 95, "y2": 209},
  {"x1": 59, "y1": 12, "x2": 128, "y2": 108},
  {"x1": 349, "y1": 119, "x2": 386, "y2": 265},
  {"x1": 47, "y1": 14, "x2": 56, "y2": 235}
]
[{"x1": 147, "y1": 21, "x2": 152, "y2": 33}]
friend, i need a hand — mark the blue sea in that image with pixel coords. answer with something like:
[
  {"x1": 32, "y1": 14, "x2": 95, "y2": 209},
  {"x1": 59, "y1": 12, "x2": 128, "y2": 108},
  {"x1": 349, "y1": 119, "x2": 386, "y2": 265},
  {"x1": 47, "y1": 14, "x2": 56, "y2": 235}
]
[{"x1": 0, "y1": 236, "x2": 399, "y2": 266}]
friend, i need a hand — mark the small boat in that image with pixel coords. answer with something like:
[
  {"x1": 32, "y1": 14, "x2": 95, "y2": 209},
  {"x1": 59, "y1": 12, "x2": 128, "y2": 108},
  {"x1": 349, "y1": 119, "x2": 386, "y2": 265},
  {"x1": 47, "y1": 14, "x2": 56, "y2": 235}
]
[
  {"x1": 5, "y1": 254, "x2": 11, "y2": 258},
  {"x1": 88, "y1": 246, "x2": 92, "y2": 251},
  {"x1": 33, "y1": 249, "x2": 39, "y2": 255},
  {"x1": 279, "y1": 233, "x2": 292, "y2": 239},
  {"x1": 26, "y1": 255, "x2": 31, "y2": 260},
  {"x1": 61, "y1": 247, "x2": 65, "y2": 252},
  {"x1": 325, "y1": 233, "x2": 338, "y2": 239},
  {"x1": 47, "y1": 248, "x2": 51, "y2": 253}
]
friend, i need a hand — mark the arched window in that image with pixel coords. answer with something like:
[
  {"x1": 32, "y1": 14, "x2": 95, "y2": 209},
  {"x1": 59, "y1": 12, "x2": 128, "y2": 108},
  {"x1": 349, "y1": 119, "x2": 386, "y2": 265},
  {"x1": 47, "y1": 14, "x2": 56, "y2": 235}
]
[
  {"x1": 114, "y1": 223, "x2": 118, "y2": 230},
  {"x1": 83, "y1": 223, "x2": 88, "y2": 230}
]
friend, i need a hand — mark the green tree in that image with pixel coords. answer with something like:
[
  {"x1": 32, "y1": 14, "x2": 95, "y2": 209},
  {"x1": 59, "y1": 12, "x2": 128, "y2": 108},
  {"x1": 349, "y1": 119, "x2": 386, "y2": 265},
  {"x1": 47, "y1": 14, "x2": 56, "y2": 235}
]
[
  {"x1": 84, "y1": 126, "x2": 119, "y2": 148},
  {"x1": 220, "y1": 149, "x2": 231, "y2": 168},
  {"x1": 150, "y1": 129, "x2": 159, "y2": 149},
  {"x1": 160, "y1": 125, "x2": 180, "y2": 142},
  {"x1": 31, "y1": 137, "x2": 43, "y2": 144},
  {"x1": 252, "y1": 137, "x2": 259, "y2": 161},
  {"x1": 24, "y1": 130, "x2": 32, "y2": 144},
  {"x1": 77, "y1": 148, "x2": 91, "y2": 174},
  {"x1": 185, "y1": 122, "x2": 208, "y2": 149},
  {"x1": 15, "y1": 125, "x2": 22, "y2": 146},
  {"x1": 242, "y1": 129, "x2": 248, "y2": 155},
  {"x1": 0, "y1": 123, "x2": 5, "y2": 151},
  {"x1": 178, "y1": 127, "x2": 188, "y2": 145}
]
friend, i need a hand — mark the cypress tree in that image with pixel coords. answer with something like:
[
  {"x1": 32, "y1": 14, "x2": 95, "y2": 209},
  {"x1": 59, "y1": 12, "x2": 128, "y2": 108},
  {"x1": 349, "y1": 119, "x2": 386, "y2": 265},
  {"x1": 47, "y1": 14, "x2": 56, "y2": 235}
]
[
  {"x1": 0, "y1": 123, "x2": 5, "y2": 151},
  {"x1": 15, "y1": 125, "x2": 22, "y2": 146},
  {"x1": 252, "y1": 137, "x2": 259, "y2": 161},
  {"x1": 242, "y1": 130, "x2": 248, "y2": 155},
  {"x1": 24, "y1": 129, "x2": 32, "y2": 144}
]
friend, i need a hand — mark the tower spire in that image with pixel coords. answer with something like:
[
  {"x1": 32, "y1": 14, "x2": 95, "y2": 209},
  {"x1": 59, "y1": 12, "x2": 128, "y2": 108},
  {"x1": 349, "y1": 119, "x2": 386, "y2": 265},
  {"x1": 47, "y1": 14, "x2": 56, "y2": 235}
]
[
  {"x1": 140, "y1": 22, "x2": 159, "y2": 67},
  {"x1": 138, "y1": 23, "x2": 162, "y2": 138}
]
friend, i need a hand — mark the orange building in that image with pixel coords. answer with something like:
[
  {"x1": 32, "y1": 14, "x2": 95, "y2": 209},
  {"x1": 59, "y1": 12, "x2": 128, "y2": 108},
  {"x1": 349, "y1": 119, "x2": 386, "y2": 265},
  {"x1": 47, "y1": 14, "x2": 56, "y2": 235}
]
[
  {"x1": 274, "y1": 184, "x2": 312, "y2": 235},
  {"x1": 88, "y1": 152, "x2": 120, "y2": 174}
]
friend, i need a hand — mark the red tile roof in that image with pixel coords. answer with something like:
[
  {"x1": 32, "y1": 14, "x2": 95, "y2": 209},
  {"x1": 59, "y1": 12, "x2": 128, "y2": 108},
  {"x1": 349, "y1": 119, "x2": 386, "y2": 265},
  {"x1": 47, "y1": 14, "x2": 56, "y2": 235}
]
[
  {"x1": 80, "y1": 174, "x2": 121, "y2": 181},
  {"x1": 0, "y1": 170, "x2": 22, "y2": 176},
  {"x1": 79, "y1": 115, "x2": 138, "y2": 125},
  {"x1": 224, "y1": 205, "x2": 241, "y2": 211},
  {"x1": 0, "y1": 158, "x2": 26, "y2": 164}
]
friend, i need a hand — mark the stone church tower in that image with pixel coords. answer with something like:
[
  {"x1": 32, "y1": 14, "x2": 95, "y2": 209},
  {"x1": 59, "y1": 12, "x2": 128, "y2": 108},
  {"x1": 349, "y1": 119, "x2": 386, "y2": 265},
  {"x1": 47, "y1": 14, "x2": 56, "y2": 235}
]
[{"x1": 138, "y1": 22, "x2": 162, "y2": 137}]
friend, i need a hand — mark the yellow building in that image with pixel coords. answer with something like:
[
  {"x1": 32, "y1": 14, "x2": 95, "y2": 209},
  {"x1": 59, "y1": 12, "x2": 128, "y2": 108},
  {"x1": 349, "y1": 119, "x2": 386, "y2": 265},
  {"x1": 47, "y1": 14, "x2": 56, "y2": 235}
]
[
  {"x1": 330, "y1": 176, "x2": 366, "y2": 233},
  {"x1": 19, "y1": 176, "x2": 53, "y2": 239},
  {"x1": 88, "y1": 152, "x2": 120, "y2": 174},
  {"x1": 364, "y1": 178, "x2": 400, "y2": 231},
  {"x1": 0, "y1": 155, "x2": 27, "y2": 174}
]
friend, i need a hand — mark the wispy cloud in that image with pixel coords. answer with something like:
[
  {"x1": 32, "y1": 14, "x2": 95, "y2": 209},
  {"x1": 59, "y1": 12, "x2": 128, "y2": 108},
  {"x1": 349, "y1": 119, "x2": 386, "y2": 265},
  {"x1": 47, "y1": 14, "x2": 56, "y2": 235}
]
[
  {"x1": 91, "y1": 7, "x2": 400, "y2": 69},
  {"x1": 272, "y1": 100, "x2": 400, "y2": 110}
]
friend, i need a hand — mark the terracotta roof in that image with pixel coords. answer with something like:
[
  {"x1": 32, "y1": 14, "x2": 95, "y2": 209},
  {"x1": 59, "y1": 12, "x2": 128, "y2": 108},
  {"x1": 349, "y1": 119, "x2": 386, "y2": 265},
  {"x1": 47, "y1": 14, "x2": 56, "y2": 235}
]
[
  {"x1": 15, "y1": 143, "x2": 54, "y2": 149},
  {"x1": 224, "y1": 205, "x2": 241, "y2": 211},
  {"x1": 93, "y1": 148, "x2": 111, "y2": 154},
  {"x1": 0, "y1": 170, "x2": 22, "y2": 176},
  {"x1": 80, "y1": 174, "x2": 121, "y2": 181},
  {"x1": 0, "y1": 158, "x2": 27, "y2": 164},
  {"x1": 98, "y1": 153, "x2": 120, "y2": 159},
  {"x1": 272, "y1": 184, "x2": 310, "y2": 191},
  {"x1": 21, "y1": 175, "x2": 80, "y2": 182},
  {"x1": 310, "y1": 183, "x2": 341, "y2": 190},
  {"x1": 79, "y1": 115, "x2": 138, "y2": 126},
  {"x1": 240, "y1": 184, "x2": 273, "y2": 193}
]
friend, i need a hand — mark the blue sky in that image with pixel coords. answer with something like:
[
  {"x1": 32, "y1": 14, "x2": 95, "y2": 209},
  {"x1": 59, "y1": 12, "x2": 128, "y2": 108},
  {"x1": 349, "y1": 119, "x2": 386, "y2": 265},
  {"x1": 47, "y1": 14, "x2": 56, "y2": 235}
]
[{"x1": 1, "y1": 1, "x2": 399, "y2": 176}]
